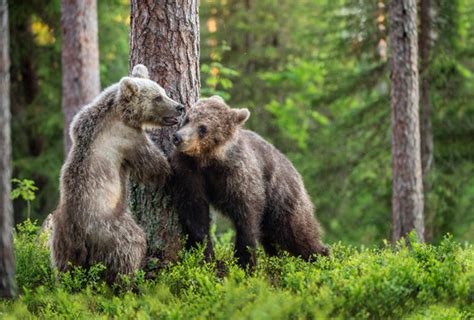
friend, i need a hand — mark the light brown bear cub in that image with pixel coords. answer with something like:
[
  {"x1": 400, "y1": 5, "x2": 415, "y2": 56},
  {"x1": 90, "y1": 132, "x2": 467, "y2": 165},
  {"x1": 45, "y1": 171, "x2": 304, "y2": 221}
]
[
  {"x1": 51, "y1": 65, "x2": 184, "y2": 282},
  {"x1": 171, "y1": 96, "x2": 329, "y2": 269}
]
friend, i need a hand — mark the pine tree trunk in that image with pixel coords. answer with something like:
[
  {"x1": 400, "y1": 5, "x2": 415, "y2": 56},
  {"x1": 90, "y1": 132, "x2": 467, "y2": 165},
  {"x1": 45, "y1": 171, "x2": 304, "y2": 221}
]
[
  {"x1": 129, "y1": 0, "x2": 200, "y2": 262},
  {"x1": 0, "y1": 0, "x2": 15, "y2": 299},
  {"x1": 61, "y1": 0, "x2": 101, "y2": 155},
  {"x1": 419, "y1": 0, "x2": 435, "y2": 241},
  {"x1": 389, "y1": 0, "x2": 425, "y2": 243}
]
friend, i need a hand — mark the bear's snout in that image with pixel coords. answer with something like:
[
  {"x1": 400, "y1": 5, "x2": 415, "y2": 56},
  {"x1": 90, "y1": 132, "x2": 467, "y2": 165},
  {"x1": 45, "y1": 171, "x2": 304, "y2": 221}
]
[{"x1": 172, "y1": 133, "x2": 183, "y2": 146}]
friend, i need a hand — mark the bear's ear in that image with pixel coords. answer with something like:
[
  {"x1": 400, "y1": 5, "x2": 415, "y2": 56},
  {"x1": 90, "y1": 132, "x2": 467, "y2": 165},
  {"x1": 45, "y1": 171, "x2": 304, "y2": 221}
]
[
  {"x1": 131, "y1": 64, "x2": 149, "y2": 79},
  {"x1": 233, "y1": 108, "x2": 250, "y2": 125},
  {"x1": 119, "y1": 77, "x2": 140, "y2": 99}
]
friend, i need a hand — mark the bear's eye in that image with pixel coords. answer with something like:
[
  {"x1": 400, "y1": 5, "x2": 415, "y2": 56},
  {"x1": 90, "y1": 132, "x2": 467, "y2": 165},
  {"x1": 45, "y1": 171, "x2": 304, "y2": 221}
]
[
  {"x1": 154, "y1": 95, "x2": 163, "y2": 103},
  {"x1": 198, "y1": 125, "x2": 207, "y2": 137}
]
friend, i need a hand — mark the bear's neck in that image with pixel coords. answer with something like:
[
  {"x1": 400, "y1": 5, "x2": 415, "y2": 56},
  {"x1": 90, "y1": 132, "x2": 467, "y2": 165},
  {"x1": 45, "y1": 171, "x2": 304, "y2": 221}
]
[
  {"x1": 62, "y1": 117, "x2": 141, "y2": 216},
  {"x1": 198, "y1": 131, "x2": 241, "y2": 166}
]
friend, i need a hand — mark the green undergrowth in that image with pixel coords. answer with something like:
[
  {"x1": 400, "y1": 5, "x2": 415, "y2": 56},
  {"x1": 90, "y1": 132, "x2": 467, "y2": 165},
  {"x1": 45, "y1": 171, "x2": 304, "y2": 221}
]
[{"x1": 0, "y1": 220, "x2": 472, "y2": 319}]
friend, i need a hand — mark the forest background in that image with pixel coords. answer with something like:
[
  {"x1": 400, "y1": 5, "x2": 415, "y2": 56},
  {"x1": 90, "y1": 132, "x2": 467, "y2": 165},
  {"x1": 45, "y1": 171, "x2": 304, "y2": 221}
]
[{"x1": 9, "y1": 0, "x2": 474, "y2": 245}]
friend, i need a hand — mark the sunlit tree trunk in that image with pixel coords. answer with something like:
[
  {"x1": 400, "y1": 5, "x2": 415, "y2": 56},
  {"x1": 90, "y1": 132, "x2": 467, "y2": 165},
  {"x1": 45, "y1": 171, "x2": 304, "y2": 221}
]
[
  {"x1": 129, "y1": 0, "x2": 200, "y2": 261},
  {"x1": 419, "y1": 0, "x2": 435, "y2": 241},
  {"x1": 389, "y1": 0, "x2": 425, "y2": 243},
  {"x1": 61, "y1": 0, "x2": 100, "y2": 155},
  {"x1": 0, "y1": 0, "x2": 15, "y2": 299}
]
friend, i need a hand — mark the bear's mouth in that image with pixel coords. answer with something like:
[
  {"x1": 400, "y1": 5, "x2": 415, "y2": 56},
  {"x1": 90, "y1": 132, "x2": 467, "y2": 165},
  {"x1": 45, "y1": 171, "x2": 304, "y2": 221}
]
[{"x1": 162, "y1": 116, "x2": 179, "y2": 126}]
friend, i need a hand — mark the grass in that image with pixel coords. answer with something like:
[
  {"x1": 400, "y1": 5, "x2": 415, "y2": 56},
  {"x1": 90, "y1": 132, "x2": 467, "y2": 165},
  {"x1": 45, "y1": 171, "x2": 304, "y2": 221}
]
[{"x1": 0, "y1": 220, "x2": 472, "y2": 319}]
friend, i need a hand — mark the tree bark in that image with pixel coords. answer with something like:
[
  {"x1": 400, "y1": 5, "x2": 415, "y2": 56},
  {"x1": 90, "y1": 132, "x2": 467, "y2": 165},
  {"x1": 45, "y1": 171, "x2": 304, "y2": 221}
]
[
  {"x1": 0, "y1": 0, "x2": 15, "y2": 299},
  {"x1": 61, "y1": 0, "x2": 100, "y2": 156},
  {"x1": 129, "y1": 0, "x2": 200, "y2": 261},
  {"x1": 389, "y1": 0, "x2": 425, "y2": 243},
  {"x1": 419, "y1": 0, "x2": 435, "y2": 241}
]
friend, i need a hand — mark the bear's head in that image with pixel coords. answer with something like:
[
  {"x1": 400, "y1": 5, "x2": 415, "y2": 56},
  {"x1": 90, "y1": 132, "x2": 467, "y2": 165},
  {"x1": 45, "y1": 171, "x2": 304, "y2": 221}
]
[
  {"x1": 172, "y1": 95, "x2": 250, "y2": 157},
  {"x1": 117, "y1": 64, "x2": 185, "y2": 129}
]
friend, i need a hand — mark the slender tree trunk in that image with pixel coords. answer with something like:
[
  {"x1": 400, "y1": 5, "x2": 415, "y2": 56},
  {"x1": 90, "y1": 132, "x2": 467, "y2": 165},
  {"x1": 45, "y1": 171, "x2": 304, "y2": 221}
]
[
  {"x1": 389, "y1": 0, "x2": 425, "y2": 243},
  {"x1": 419, "y1": 0, "x2": 433, "y2": 175},
  {"x1": 61, "y1": 0, "x2": 100, "y2": 156},
  {"x1": 0, "y1": 0, "x2": 15, "y2": 299},
  {"x1": 243, "y1": 0, "x2": 254, "y2": 74},
  {"x1": 419, "y1": 0, "x2": 435, "y2": 241},
  {"x1": 129, "y1": 0, "x2": 200, "y2": 261}
]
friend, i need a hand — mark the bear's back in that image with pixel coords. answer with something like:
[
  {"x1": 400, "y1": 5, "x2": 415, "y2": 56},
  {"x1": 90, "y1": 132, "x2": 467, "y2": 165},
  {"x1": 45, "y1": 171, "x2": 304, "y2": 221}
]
[
  {"x1": 69, "y1": 84, "x2": 119, "y2": 150},
  {"x1": 240, "y1": 129, "x2": 296, "y2": 173},
  {"x1": 239, "y1": 129, "x2": 309, "y2": 200}
]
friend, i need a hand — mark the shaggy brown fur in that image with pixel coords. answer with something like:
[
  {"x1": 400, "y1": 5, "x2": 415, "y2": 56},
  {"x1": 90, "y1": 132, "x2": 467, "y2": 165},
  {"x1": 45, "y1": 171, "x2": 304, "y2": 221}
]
[
  {"x1": 50, "y1": 65, "x2": 184, "y2": 281},
  {"x1": 170, "y1": 96, "x2": 329, "y2": 269}
]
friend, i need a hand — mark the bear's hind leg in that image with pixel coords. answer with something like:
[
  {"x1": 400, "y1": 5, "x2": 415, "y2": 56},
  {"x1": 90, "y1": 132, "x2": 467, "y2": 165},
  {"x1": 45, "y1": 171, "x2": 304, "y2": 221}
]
[
  {"x1": 51, "y1": 220, "x2": 88, "y2": 272},
  {"x1": 89, "y1": 216, "x2": 147, "y2": 283}
]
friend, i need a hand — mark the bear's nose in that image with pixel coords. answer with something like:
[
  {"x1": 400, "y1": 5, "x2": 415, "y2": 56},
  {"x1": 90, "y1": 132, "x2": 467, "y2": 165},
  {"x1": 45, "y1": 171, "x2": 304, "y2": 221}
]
[
  {"x1": 176, "y1": 104, "x2": 185, "y2": 115},
  {"x1": 172, "y1": 133, "x2": 183, "y2": 146}
]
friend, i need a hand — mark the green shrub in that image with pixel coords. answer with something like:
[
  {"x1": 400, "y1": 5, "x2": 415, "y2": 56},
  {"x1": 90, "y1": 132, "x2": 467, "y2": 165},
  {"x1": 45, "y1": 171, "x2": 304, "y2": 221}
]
[
  {"x1": 1, "y1": 221, "x2": 472, "y2": 319},
  {"x1": 59, "y1": 264, "x2": 107, "y2": 293},
  {"x1": 13, "y1": 220, "x2": 55, "y2": 290}
]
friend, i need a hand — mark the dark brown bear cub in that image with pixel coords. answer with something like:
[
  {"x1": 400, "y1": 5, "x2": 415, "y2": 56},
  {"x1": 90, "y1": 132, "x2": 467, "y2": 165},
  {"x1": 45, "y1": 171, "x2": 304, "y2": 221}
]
[{"x1": 170, "y1": 96, "x2": 329, "y2": 269}]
